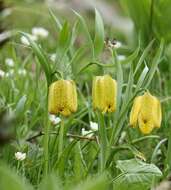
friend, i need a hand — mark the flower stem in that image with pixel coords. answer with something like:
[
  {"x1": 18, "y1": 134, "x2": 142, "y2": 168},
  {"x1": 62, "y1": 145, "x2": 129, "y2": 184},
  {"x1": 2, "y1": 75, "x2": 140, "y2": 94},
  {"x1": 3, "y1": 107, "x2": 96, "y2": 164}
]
[
  {"x1": 58, "y1": 117, "x2": 64, "y2": 158},
  {"x1": 43, "y1": 104, "x2": 50, "y2": 176},
  {"x1": 16, "y1": 161, "x2": 20, "y2": 174},
  {"x1": 97, "y1": 112, "x2": 108, "y2": 172}
]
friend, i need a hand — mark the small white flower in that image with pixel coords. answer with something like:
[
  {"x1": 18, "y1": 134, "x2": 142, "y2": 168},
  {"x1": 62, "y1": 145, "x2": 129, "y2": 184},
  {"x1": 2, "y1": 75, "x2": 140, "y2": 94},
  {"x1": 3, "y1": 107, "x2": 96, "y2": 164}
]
[
  {"x1": 5, "y1": 58, "x2": 14, "y2": 67},
  {"x1": 0, "y1": 70, "x2": 5, "y2": 78},
  {"x1": 21, "y1": 35, "x2": 37, "y2": 46},
  {"x1": 50, "y1": 54, "x2": 57, "y2": 62},
  {"x1": 15, "y1": 152, "x2": 26, "y2": 161},
  {"x1": 69, "y1": 138, "x2": 74, "y2": 142},
  {"x1": 18, "y1": 69, "x2": 27, "y2": 76},
  {"x1": 117, "y1": 55, "x2": 126, "y2": 61},
  {"x1": 82, "y1": 128, "x2": 93, "y2": 138},
  {"x1": 5, "y1": 69, "x2": 14, "y2": 77},
  {"x1": 49, "y1": 114, "x2": 61, "y2": 125},
  {"x1": 113, "y1": 41, "x2": 122, "y2": 49},
  {"x1": 32, "y1": 27, "x2": 49, "y2": 39},
  {"x1": 90, "y1": 121, "x2": 98, "y2": 131}
]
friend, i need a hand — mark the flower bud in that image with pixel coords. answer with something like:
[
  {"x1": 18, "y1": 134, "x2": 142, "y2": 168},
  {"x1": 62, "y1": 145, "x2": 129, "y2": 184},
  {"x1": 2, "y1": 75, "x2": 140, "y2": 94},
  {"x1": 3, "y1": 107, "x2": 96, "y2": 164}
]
[
  {"x1": 130, "y1": 92, "x2": 162, "y2": 134},
  {"x1": 48, "y1": 80, "x2": 77, "y2": 116},
  {"x1": 92, "y1": 75, "x2": 117, "y2": 113}
]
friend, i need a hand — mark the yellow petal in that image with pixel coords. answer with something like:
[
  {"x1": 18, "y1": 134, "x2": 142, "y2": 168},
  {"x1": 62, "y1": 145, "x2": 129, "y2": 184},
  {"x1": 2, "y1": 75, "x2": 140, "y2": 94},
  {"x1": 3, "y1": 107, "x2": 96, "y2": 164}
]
[
  {"x1": 92, "y1": 77, "x2": 99, "y2": 110},
  {"x1": 56, "y1": 80, "x2": 67, "y2": 114},
  {"x1": 48, "y1": 80, "x2": 78, "y2": 116},
  {"x1": 61, "y1": 108, "x2": 71, "y2": 117},
  {"x1": 130, "y1": 91, "x2": 162, "y2": 134},
  {"x1": 140, "y1": 92, "x2": 156, "y2": 122},
  {"x1": 153, "y1": 97, "x2": 162, "y2": 128},
  {"x1": 130, "y1": 96, "x2": 142, "y2": 127},
  {"x1": 48, "y1": 81, "x2": 58, "y2": 114},
  {"x1": 68, "y1": 80, "x2": 77, "y2": 113},
  {"x1": 92, "y1": 75, "x2": 117, "y2": 113},
  {"x1": 103, "y1": 75, "x2": 117, "y2": 113},
  {"x1": 138, "y1": 114, "x2": 154, "y2": 134},
  {"x1": 92, "y1": 76, "x2": 105, "y2": 111}
]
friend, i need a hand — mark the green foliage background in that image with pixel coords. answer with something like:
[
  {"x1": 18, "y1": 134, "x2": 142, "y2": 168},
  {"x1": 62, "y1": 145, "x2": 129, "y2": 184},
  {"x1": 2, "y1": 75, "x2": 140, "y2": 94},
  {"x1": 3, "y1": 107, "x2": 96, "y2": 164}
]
[{"x1": 0, "y1": 0, "x2": 171, "y2": 189}]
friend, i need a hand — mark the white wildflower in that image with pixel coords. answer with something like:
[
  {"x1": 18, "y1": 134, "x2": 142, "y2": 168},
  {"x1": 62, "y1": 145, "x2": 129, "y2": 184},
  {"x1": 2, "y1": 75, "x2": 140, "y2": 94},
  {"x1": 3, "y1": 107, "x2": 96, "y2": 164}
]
[
  {"x1": 15, "y1": 152, "x2": 26, "y2": 161},
  {"x1": 50, "y1": 54, "x2": 57, "y2": 62},
  {"x1": 5, "y1": 69, "x2": 14, "y2": 77},
  {"x1": 49, "y1": 114, "x2": 61, "y2": 125},
  {"x1": 32, "y1": 27, "x2": 49, "y2": 39},
  {"x1": 117, "y1": 55, "x2": 126, "y2": 61},
  {"x1": 0, "y1": 70, "x2": 5, "y2": 78},
  {"x1": 113, "y1": 41, "x2": 122, "y2": 49},
  {"x1": 82, "y1": 128, "x2": 93, "y2": 138},
  {"x1": 69, "y1": 138, "x2": 74, "y2": 142},
  {"x1": 90, "y1": 121, "x2": 98, "y2": 131},
  {"x1": 21, "y1": 35, "x2": 37, "y2": 46},
  {"x1": 18, "y1": 69, "x2": 27, "y2": 76},
  {"x1": 5, "y1": 58, "x2": 14, "y2": 67}
]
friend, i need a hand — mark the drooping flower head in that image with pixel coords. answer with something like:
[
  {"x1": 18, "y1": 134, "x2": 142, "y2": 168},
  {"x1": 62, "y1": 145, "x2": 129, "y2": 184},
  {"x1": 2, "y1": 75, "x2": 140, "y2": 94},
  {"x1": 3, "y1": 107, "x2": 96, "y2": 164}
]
[
  {"x1": 130, "y1": 92, "x2": 162, "y2": 134},
  {"x1": 48, "y1": 79, "x2": 77, "y2": 117},
  {"x1": 92, "y1": 75, "x2": 117, "y2": 113}
]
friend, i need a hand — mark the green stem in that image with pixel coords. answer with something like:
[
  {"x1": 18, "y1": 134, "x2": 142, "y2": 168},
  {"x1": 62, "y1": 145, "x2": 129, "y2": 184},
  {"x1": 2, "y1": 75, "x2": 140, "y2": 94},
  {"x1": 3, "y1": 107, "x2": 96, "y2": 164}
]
[
  {"x1": 97, "y1": 112, "x2": 108, "y2": 172},
  {"x1": 51, "y1": 129, "x2": 59, "y2": 156},
  {"x1": 58, "y1": 117, "x2": 65, "y2": 158},
  {"x1": 16, "y1": 161, "x2": 20, "y2": 174},
  {"x1": 149, "y1": 0, "x2": 154, "y2": 40},
  {"x1": 132, "y1": 135, "x2": 160, "y2": 144},
  {"x1": 43, "y1": 101, "x2": 50, "y2": 176},
  {"x1": 22, "y1": 162, "x2": 25, "y2": 177}
]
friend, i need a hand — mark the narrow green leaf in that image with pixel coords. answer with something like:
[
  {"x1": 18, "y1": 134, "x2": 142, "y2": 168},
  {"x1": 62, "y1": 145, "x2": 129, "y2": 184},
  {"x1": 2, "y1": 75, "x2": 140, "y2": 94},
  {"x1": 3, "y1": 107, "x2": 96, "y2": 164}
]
[
  {"x1": 144, "y1": 39, "x2": 164, "y2": 88},
  {"x1": 54, "y1": 140, "x2": 77, "y2": 173},
  {"x1": 121, "y1": 45, "x2": 140, "y2": 64},
  {"x1": 73, "y1": 10, "x2": 94, "y2": 57},
  {"x1": 94, "y1": 9, "x2": 104, "y2": 57},
  {"x1": 15, "y1": 95, "x2": 27, "y2": 117},
  {"x1": 121, "y1": 65, "x2": 134, "y2": 110},
  {"x1": 20, "y1": 32, "x2": 51, "y2": 85},
  {"x1": 49, "y1": 9, "x2": 62, "y2": 31},
  {"x1": 116, "y1": 53, "x2": 123, "y2": 112},
  {"x1": 134, "y1": 40, "x2": 154, "y2": 75},
  {"x1": 76, "y1": 61, "x2": 114, "y2": 76},
  {"x1": 151, "y1": 138, "x2": 167, "y2": 163},
  {"x1": 58, "y1": 21, "x2": 71, "y2": 50},
  {"x1": 71, "y1": 46, "x2": 88, "y2": 64},
  {"x1": 74, "y1": 142, "x2": 86, "y2": 181},
  {"x1": 166, "y1": 130, "x2": 171, "y2": 172},
  {"x1": 135, "y1": 65, "x2": 149, "y2": 91}
]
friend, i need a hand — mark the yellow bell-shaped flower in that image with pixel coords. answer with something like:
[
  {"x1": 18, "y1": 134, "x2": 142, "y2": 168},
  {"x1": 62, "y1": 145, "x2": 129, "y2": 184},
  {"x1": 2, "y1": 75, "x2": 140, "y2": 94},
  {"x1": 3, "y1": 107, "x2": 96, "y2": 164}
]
[
  {"x1": 130, "y1": 92, "x2": 162, "y2": 134},
  {"x1": 48, "y1": 79, "x2": 77, "y2": 116},
  {"x1": 92, "y1": 75, "x2": 117, "y2": 113}
]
